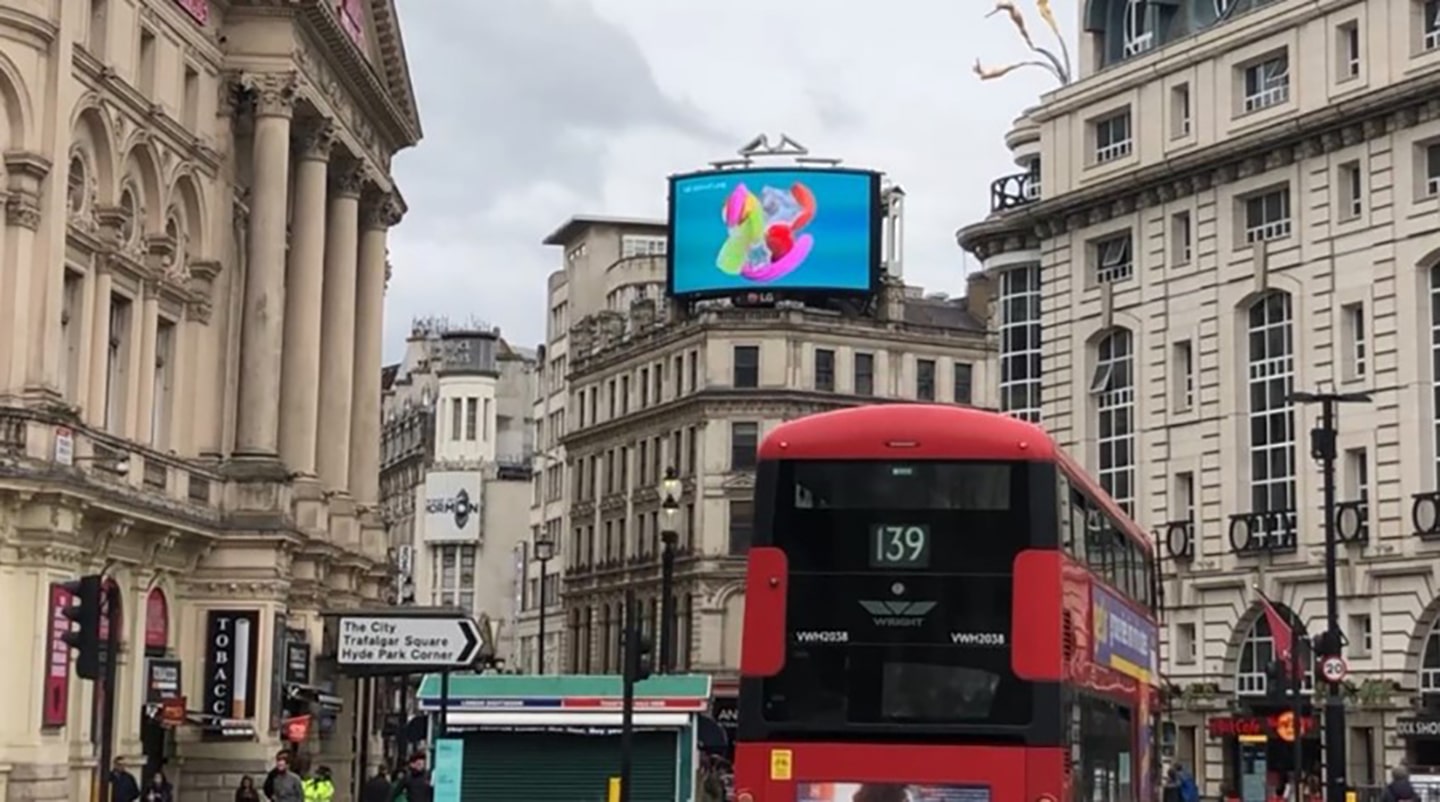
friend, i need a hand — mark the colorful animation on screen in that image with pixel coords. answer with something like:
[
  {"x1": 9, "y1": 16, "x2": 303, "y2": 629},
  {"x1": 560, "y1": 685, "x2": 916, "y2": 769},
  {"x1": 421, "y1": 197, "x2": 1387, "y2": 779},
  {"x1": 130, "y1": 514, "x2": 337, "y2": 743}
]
[{"x1": 715, "y1": 181, "x2": 817, "y2": 284}]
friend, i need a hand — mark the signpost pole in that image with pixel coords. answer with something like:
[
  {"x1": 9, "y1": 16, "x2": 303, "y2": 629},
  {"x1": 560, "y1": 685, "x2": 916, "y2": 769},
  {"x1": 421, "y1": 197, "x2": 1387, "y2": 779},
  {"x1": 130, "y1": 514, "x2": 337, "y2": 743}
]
[
  {"x1": 96, "y1": 583, "x2": 120, "y2": 802},
  {"x1": 619, "y1": 589, "x2": 636, "y2": 802},
  {"x1": 438, "y1": 669, "x2": 451, "y2": 737},
  {"x1": 1291, "y1": 644, "x2": 1304, "y2": 802}
]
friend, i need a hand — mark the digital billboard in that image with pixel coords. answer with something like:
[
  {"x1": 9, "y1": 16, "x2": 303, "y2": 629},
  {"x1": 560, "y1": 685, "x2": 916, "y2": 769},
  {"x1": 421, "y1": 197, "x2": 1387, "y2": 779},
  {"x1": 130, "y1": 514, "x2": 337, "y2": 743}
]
[
  {"x1": 667, "y1": 167, "x2": 881, "y2": 298},
  {"x1": 796, "y1": 783, "x2": 991, "y2": 802}
]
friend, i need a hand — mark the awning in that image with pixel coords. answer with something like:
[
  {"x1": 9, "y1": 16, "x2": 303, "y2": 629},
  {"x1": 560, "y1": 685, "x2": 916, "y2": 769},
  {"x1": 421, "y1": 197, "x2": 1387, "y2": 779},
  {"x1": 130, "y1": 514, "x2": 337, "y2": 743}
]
[{"x1": 445, "y1": 711, "x2": 692, "y2": 728}]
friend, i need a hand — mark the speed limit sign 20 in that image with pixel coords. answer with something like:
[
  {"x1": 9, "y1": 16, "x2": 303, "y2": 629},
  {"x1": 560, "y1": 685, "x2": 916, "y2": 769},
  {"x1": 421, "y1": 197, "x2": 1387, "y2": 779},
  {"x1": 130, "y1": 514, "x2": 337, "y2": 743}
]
[{"x1": 1320, "y1": 655, "x2": 1348, "y2": 683}]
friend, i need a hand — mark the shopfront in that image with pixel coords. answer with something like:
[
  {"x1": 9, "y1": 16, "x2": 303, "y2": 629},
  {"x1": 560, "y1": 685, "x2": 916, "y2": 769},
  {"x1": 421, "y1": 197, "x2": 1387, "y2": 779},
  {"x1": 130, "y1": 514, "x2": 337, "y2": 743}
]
[
  {"x1": 1209, "y1": 709, "x2": 1319, "y2": 801},
  {"x1": 1399, "y1": 713, "x2": 1440, "y2": 771}
]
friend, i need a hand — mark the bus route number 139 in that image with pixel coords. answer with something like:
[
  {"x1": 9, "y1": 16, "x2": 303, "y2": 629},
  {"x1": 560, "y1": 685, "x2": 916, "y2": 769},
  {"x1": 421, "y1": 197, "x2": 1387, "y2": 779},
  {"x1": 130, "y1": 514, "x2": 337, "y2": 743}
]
[{"x1": 870, "y1": 524, "x2": 931, "y2": 568}]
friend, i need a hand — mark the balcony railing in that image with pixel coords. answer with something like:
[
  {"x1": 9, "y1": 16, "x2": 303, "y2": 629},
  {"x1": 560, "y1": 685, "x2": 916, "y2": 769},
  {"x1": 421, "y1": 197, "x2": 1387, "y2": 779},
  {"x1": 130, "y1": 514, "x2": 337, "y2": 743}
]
[
  {"x1": 1334, "y1": 499, "x2": 1368, "y2": 544},
  {"x1": 1413, "y1": 491, "x2": 1440, "y2": 539},
  {"x1": 1161, "y1": 520, "x2": 1194, "y2": 561},
  {"x1": 990, "y1": 172, "x2": 1040, "y2": 213},
  {"x1": 1227, "y1": 509, "x2": 1298, "y2": 555}
]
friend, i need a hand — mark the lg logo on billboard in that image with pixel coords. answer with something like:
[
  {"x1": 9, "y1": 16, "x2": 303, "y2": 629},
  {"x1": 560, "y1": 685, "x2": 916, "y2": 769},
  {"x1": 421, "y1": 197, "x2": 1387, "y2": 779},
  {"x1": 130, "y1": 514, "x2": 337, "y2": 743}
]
[{"x1": 426, "y1": 488, "x2": 479, "y2": 530}]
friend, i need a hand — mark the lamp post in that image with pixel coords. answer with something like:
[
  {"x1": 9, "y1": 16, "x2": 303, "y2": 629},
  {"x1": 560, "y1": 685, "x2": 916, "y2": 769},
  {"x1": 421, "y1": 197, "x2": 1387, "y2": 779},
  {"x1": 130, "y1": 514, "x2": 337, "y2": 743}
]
[
  {"x1": 658, "y1": 466, "x2": 681, "y2": 673},
  {"x1": 1287, "y1": 389, "x2": 1370, "y2": 802},
  {"x1": 534, "y1": 527, "x2": 555, "y2": 674}
]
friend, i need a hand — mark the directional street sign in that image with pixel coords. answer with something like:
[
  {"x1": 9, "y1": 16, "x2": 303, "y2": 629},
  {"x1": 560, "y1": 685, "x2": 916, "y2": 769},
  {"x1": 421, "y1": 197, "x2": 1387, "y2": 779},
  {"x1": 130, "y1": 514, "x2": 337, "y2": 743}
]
[{"x1": 336, "y1": 613, "x2": 482, "y2": 672}]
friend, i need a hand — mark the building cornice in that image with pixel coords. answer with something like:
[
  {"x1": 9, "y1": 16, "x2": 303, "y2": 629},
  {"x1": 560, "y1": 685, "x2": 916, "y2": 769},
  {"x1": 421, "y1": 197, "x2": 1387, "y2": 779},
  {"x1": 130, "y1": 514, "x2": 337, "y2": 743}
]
[{"x1": 957, "y1": 68, "x2": 1440, "y2": 259}]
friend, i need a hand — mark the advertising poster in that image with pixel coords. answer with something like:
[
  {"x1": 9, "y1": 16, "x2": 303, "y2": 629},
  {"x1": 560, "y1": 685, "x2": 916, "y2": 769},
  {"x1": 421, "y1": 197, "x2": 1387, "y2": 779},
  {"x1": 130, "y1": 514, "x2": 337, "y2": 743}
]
[
  {"x1": 423, "y1": 471, "x2": 483, "y2": 542},
  {"x1": 1091, "y1": 584, "x2": 1158, "y2": 683},
  {"x1": 42, "y1": 583, "x2": 73, "y2": 728},
  {"x1": 796, "y1": 783, "x2": 991, "y2": 802},
  {"x1": 669, "y1": 168, "x2": 879, "y2": 296},
  {"x1": 204, "y1": 609, "x2": 260, "y2": 720}
]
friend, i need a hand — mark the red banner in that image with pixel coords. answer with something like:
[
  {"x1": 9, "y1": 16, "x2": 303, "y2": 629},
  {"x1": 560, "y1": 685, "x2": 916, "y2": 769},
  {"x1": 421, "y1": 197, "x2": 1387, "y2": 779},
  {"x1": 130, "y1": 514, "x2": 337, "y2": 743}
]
[
  {"x1": 43, "y1": 584, "x2": 72, "y2": 728},
  {"x1": 338, "y1": 0, "x2": 364, "y2": 46},
  {"x1": 146, "y1": 589, "x2": 169, "y2": 651},
  {"x1": 173, "y1": 0, "x2": 210, "y2": 25}
]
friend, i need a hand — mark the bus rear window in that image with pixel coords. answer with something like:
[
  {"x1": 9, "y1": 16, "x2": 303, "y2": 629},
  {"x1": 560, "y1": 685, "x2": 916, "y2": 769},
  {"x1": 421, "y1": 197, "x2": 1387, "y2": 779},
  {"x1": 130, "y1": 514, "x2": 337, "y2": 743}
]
[{"x1": 760, "y1": 460, "x2": 1034, "y2": 729}]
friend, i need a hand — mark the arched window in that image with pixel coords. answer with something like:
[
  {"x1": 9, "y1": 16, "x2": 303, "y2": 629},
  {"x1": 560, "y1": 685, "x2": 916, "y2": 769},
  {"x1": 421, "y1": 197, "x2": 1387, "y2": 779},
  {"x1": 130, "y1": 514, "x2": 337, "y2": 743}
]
[
  {"x1": 1431, "y1": 267, "x2": 1440, "y2": 484},
  {"x1": 1092, "y1": 329, "x2": 1136, "y2": 514},
  {"x1": 1421, "y1": 619, "x2": 1440, "y2": 694},
  {"x1": 999, "y1": 265, "x2": 1043, "y2": 422},
  {"x1": 1121, "y1": 0, "x2": 1154, "y2": 56},
  {"x1": 1246, "y1": 293, "x2": 1297, "y2": 544},
  {"x1": 118, "y1": 184, "x2": 140, "y2": 246},
  {"x1": 68, "y1": 154, "x2": 89, "y2": 215},
  {"x1": 1236, "y1": 607, "x2": 1314, "y2": 695}
]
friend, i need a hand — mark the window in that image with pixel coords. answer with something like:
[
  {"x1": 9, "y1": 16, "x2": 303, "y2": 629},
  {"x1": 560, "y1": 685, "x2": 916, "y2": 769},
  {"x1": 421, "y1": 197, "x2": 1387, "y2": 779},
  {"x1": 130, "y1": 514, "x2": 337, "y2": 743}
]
[
  {"x1": 1242, "y1": 53, "x2": 1290, "y2": 112},
  {"x1": 1171, "y1": 84, "x2": 1192, "y2": 137},
  {"x1": 60, "y1": 272, "x2": 83, "y2": 402},
  {"x1": 607, "y1": 380, "x2": 616, "y2": 419},
  {"x1": 1094, "y1": 110, "x2": 1133, "y2": 163},
  {"x1": 688, "y1": 350, "x2": 698, "y2": 392},
  {"x1": 1345, "y1": 447, "x2": 1369, "y2": 502},
  {"x1": 151, "y1": 319, "x2": 175, "y2": 449},
  {"x1": 105, "y1": 294, "x2": 131, "y2": 433},
  {"x1": 1344, "y1": 303, "x2": 1366, "y2": 379},
  {"x1": 1424, "y1": 143, "x2": 1440, "y2": 197},
  {"x1": 953, "y1": 362, "x2": 974, "y2": 405},
  {"x1": 1121, "y1": 0, "x2": 1153, "y2": 56},
  {"x1": 1094, "y1": 232, "x2": 1133, "y2": 284},
  {"x1": 1246, "y1": 293, "x2": 1298, "y2": 542},
  {"x1": 1176, "y1": 622, "x2": 1197, "y2": 663},
  {"x1": 1349, "y1": 728, "x2": 1377, "y2": 786},
  {"x1": 684, "y1": 502, "x2": 696, "y2": 551},
  {"x1": 999, "y1": 265, "x2": 1043, "y2": 422},
  {"x1": 1072, "y1": 695, "x2": 1135, "y2": 802},
  {"x1": 653, "y1": 361, "x2": 663, "y2": 401},
  {"x1": 1338, "y1": 22, "x2": 1361, "y2": 79},
  {"x1": 728, "y1": 499, "x2": 754, "y2": 555},
  {"x1": 1425, "y1": 0, "x2": 1440, "y2": 51},
  {"x1": 620, "y1": 235, "x2": 667, "y2": 258},
  {"x1": 87, "y1": 0, "x2": 107, "y2": 54},
  {"x1": 1244, "y1": 186, "x2": 1292, "y2": 243},
  {"x1": 916, "y1": 359, "x2": 936, "y2": 401},
  {"x1": 639, "y1": 368, "x2": 649, "y2": 406},
  {"x1": 730, "y1": 422, "x2": 759, "y2": 471},
  {"x1": 1171, "y1": 211, "x2": 1192, "y2": 265},
  {"x1": 1172, "y1": 472, "x2": 1196, "y2": 522},
  {"x1": 1173, "y1": 340, "x2": 1195, "y2": 410},
  {"x1": 1237, "y1": 607, "x2": 1313, "y2": 695},
  {"x1": 1338, "y1": 161, "x2": 1363, "y2": 220},
  {"x1": 620, "y1": 375, "x2": 630, "y2": 415},
  {"x1": 674, "y1": 354, "x2": 683, "y2": 397},
  {"x1": 854, "y1": 352, "x2": 875, "y2": 396},
  {"x1": 432, "y1": 544, "x2": 477, "y2": 616},
  {"x1": 588, "y1": 387, "x2": 597, "y2": 423},
  {"x1": 814, "y1": 348, "x2": 835, "y2": 392},
  {"x1": 733, "y1": 345, "x2": 759, "y2": 388},
  {"x1": 1348, "y1": 613, "x2": 1373, "y2": 656},
  {"x1": 464, "y1": 398, "x2": 478, "y2": 441},
  {"x1": 138, "y1": 28, "x2": 157, "y2": 96},
  {"x1": 686, "y1": 426, "x2": 698, "y2": 476},
  {"x1": 1092, "y1": 330, "x2": 1136, "y2": 514},
  {"x1": 182, "y1": 65, "x2": 201, "y2": 130}
]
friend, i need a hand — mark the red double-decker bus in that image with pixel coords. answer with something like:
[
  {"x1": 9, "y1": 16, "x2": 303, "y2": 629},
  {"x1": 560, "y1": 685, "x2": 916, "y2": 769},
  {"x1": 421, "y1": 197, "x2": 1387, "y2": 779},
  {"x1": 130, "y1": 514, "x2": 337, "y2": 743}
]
[{"x1": 733, "y1": 404, "x2": 1162, "y2": 802}]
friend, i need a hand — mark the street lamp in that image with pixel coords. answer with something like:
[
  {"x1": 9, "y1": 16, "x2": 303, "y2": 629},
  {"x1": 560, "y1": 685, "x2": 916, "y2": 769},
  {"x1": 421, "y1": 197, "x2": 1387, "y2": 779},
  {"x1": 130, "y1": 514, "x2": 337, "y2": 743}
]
[
  {"x1": 658, "y1": 466, "x2": 681, "y2": 673},
  {"x1": 534, "y1": 528, "x2": 556, "y2": 674},
  {"x1": 1287, "y1": 388, "x2": 1371, "y2": 802}
]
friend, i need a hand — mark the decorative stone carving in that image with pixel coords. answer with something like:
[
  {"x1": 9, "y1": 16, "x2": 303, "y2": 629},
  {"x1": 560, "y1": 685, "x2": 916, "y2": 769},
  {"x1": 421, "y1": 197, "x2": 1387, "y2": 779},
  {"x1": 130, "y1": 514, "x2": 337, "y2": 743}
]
[
  {"x1": 6, "y1": 192, "x2": 40, "y2": 230},
  {"x1": 361, "y1": 192, "x2": 404, "y2": 230},
  {"x1": 330, "y1": 163, "x2": 366, "y2": 198},
  {"x1": 296, "y1": 118, "x2": 337, "y2": 162},
  {"x1": 292, "y1": 44, "x2": 387, "y2": 169},
  {"x1": 243, "y1": 72, "x2": 299, "y2": 119}
]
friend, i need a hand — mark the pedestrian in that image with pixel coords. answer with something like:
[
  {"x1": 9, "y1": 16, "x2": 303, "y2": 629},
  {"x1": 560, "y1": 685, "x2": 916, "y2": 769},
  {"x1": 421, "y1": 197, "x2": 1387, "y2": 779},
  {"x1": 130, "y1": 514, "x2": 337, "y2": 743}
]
[
  {"x1": 361, "y1": 767, "x2": 392, "y2": 802},
  {"x1": 1382, "y1": 766, "x2": 1418, "y2": 802},
  {"x1": 109, "y1": 757, "x2": 141, "y2": 802},
  {"x1": 302, "y1": 765, "x2": 335, "y2": 802},
  {"x1": 1172, "y1": 762, "x2": 1199, "y2": 802},
  {"x1": 391, "y1": 752, "x2": 433, "y2": 802},
  {"x1": 235, "y1": 776, "x2": 261, "y2": 802},
  {"x1": 264, "y1": 751, "x2": 305, "y2": 802},
  {"x1": 141, "y1": 769, "x2": 173, "y2": 802}
]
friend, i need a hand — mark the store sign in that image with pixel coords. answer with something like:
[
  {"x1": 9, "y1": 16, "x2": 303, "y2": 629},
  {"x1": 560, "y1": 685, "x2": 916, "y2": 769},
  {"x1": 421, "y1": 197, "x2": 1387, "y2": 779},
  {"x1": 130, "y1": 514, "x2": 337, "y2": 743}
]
[
  {"x1": 1397, "y1": 717, "x2": 1440, "y2": 738},
  {"x1": 42, "y1": 584, "x2": 73, "y2": 728},
  {"x1": 286, "y1": 639, "x2": 312, "y2": 685},
  {"x1": 1207, "y1": 712, "x2": 1317, "y2": 741},
  {"x1": 203, "y1": 610, "x2": 260, "y2": 720},
  {"x1": 146, "y1": 657, "x2": 183, "y2": 703}
]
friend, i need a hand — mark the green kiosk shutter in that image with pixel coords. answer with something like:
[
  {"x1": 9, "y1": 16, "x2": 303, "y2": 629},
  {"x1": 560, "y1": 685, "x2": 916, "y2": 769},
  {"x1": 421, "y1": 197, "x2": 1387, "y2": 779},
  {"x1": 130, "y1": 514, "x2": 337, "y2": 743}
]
[{"x1": 462, "y1": 730, "x2": 678, "y2": 801}]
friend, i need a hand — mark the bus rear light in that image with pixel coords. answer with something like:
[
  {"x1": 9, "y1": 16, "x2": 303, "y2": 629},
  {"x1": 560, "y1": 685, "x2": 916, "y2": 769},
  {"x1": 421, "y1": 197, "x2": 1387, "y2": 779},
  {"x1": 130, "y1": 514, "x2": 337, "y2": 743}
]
[
  {"x1": 1037, "y1": 794, "x2": 1058, "y2": 802},
  {"x1": 736, "y1": 792, "x2": 755, "y2": 802}
]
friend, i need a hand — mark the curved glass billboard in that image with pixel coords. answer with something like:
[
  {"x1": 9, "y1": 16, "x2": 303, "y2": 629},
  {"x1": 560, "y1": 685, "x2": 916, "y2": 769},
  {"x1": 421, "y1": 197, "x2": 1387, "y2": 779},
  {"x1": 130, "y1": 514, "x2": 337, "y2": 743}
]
[{"x1": 667, "y1": 167, "x2": 880, "y2": 297}]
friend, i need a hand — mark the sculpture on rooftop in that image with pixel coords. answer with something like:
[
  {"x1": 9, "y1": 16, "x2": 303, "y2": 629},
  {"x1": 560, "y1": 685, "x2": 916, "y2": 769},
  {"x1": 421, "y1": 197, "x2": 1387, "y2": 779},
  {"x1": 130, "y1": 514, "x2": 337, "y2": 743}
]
[{"x1": 972, "y1": 0, "x2": 1073, "y2": 86}]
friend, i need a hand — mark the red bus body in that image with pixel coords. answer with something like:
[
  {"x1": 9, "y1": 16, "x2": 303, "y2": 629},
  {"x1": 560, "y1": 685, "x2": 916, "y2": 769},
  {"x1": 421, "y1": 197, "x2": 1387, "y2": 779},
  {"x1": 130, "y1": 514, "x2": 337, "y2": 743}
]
[{"x1": 735, "y1": 404, "x2": 1161, "y2": 802}]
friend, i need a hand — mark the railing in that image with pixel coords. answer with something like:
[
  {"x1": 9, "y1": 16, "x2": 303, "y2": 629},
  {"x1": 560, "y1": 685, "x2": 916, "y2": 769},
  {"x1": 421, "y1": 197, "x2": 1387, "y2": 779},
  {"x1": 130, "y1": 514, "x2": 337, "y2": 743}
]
[
  {"x1": 1414, "y1": 490, "x2": 1440, "y2": 538},
  {"x1": 1161, "y1": 520, "x2": 1194, "y2": 561},
  {"x1": 1227, "y1": 509, "x2": 1298, "y2": 554},
  {"x1": 1334, "y1": 498, "x2": 1368, "y2": 544},
  {"x1": 990, "y1": 172, "x2": 1040, "y2": 213}
]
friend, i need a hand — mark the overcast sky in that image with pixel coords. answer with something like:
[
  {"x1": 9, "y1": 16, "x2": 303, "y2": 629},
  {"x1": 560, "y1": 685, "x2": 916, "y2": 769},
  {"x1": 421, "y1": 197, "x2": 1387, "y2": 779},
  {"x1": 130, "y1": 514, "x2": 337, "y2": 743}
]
[{"x1": 382, "y1": 0, "x2": 1062, "y2": 361}]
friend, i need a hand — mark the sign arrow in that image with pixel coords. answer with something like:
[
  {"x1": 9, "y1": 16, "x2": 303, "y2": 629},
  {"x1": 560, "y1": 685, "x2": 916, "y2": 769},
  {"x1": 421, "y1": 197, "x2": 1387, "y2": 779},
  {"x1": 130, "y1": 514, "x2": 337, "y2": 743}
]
[{"x1": 335, "y1": 614, "x2": 484, "y2": 669}]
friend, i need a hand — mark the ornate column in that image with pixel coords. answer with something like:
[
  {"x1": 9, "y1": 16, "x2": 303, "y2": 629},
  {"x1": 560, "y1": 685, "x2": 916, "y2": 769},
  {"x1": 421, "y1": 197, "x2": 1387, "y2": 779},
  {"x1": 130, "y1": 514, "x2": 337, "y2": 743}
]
[
  {"x1": 85, "y1": 262, "x2": 113, "y2": 427},
  {"x1": 234, "y1": 73, "x2": 297, "y2": 459},
  {"x1": 1, "y1": 153, "x2": 46, "y2": 397},
  {"x1": 315, "y1": 164, "x2": 363, "y2": 492},
  {"x1": 133, "y1": 283, "x2": 160, "y2": 444},
  {"x1": 349, "y1": 193, "x2": 401, "y2": 505},
  {"x1": 278, "y1": 119, "x2": 335, "y2": 475}
]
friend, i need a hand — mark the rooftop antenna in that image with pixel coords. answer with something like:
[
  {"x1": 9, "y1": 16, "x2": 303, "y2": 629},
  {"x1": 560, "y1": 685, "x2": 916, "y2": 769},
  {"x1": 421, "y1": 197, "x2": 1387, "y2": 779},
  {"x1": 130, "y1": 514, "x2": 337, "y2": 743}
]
[{"x1": 707, "y1": 133, "x2": 844, "y2": 171}]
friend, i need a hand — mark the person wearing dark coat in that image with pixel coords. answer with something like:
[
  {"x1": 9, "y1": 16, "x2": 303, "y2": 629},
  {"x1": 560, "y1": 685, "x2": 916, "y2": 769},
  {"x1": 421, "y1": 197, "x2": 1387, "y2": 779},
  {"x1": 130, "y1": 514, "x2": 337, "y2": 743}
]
[
  {"x1": 391, "y1": 752, "x2": 434, "y2": 802},
  {"x1": 109, "y1": 757, "x2": 141, "y2": 802},
  {"x1": 1382, "y1": 767, "x2": 1418, "y2": 802},
  {"x1": 360, "y1": 768, "x2": 392, "y2": 802}
]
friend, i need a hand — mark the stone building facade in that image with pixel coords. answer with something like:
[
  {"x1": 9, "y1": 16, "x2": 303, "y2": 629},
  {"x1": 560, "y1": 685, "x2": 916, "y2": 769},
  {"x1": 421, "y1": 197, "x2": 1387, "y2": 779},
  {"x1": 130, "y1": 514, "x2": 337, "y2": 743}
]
[
  {"x1": 959, "y1": 0, "x2": 1440, "y2": 790},
  {"x1": 0, "y1": 1, "x2": 419, "y2": 800}
]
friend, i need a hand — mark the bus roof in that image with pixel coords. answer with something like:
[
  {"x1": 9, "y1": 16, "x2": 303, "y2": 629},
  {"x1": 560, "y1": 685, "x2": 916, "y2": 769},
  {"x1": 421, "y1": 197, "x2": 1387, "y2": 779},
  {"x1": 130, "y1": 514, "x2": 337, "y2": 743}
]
[
  {"x1": 756, "y1": 404, "x2": 1153, "y2": 555},
  {"x1": 757, "y1": 404, "x2": 1057, "y2": 462}
]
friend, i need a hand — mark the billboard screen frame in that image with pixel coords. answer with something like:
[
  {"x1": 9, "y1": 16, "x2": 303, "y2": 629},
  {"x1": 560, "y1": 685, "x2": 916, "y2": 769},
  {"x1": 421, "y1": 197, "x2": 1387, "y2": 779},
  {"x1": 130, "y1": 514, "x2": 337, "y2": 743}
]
[{"x1": 665, "y1": 166, "x2": 883, "y2": 300}]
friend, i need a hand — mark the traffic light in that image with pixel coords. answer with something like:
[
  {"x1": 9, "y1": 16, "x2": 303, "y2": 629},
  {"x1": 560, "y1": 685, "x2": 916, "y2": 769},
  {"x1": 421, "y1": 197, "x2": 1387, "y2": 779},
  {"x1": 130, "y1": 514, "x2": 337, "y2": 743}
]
[
  {"x1": 625, "y1": 628, "x2": 654, "y2": 684},
  {"x1": 60, "y1": 574, "x2": 103, "y2": 681}
]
